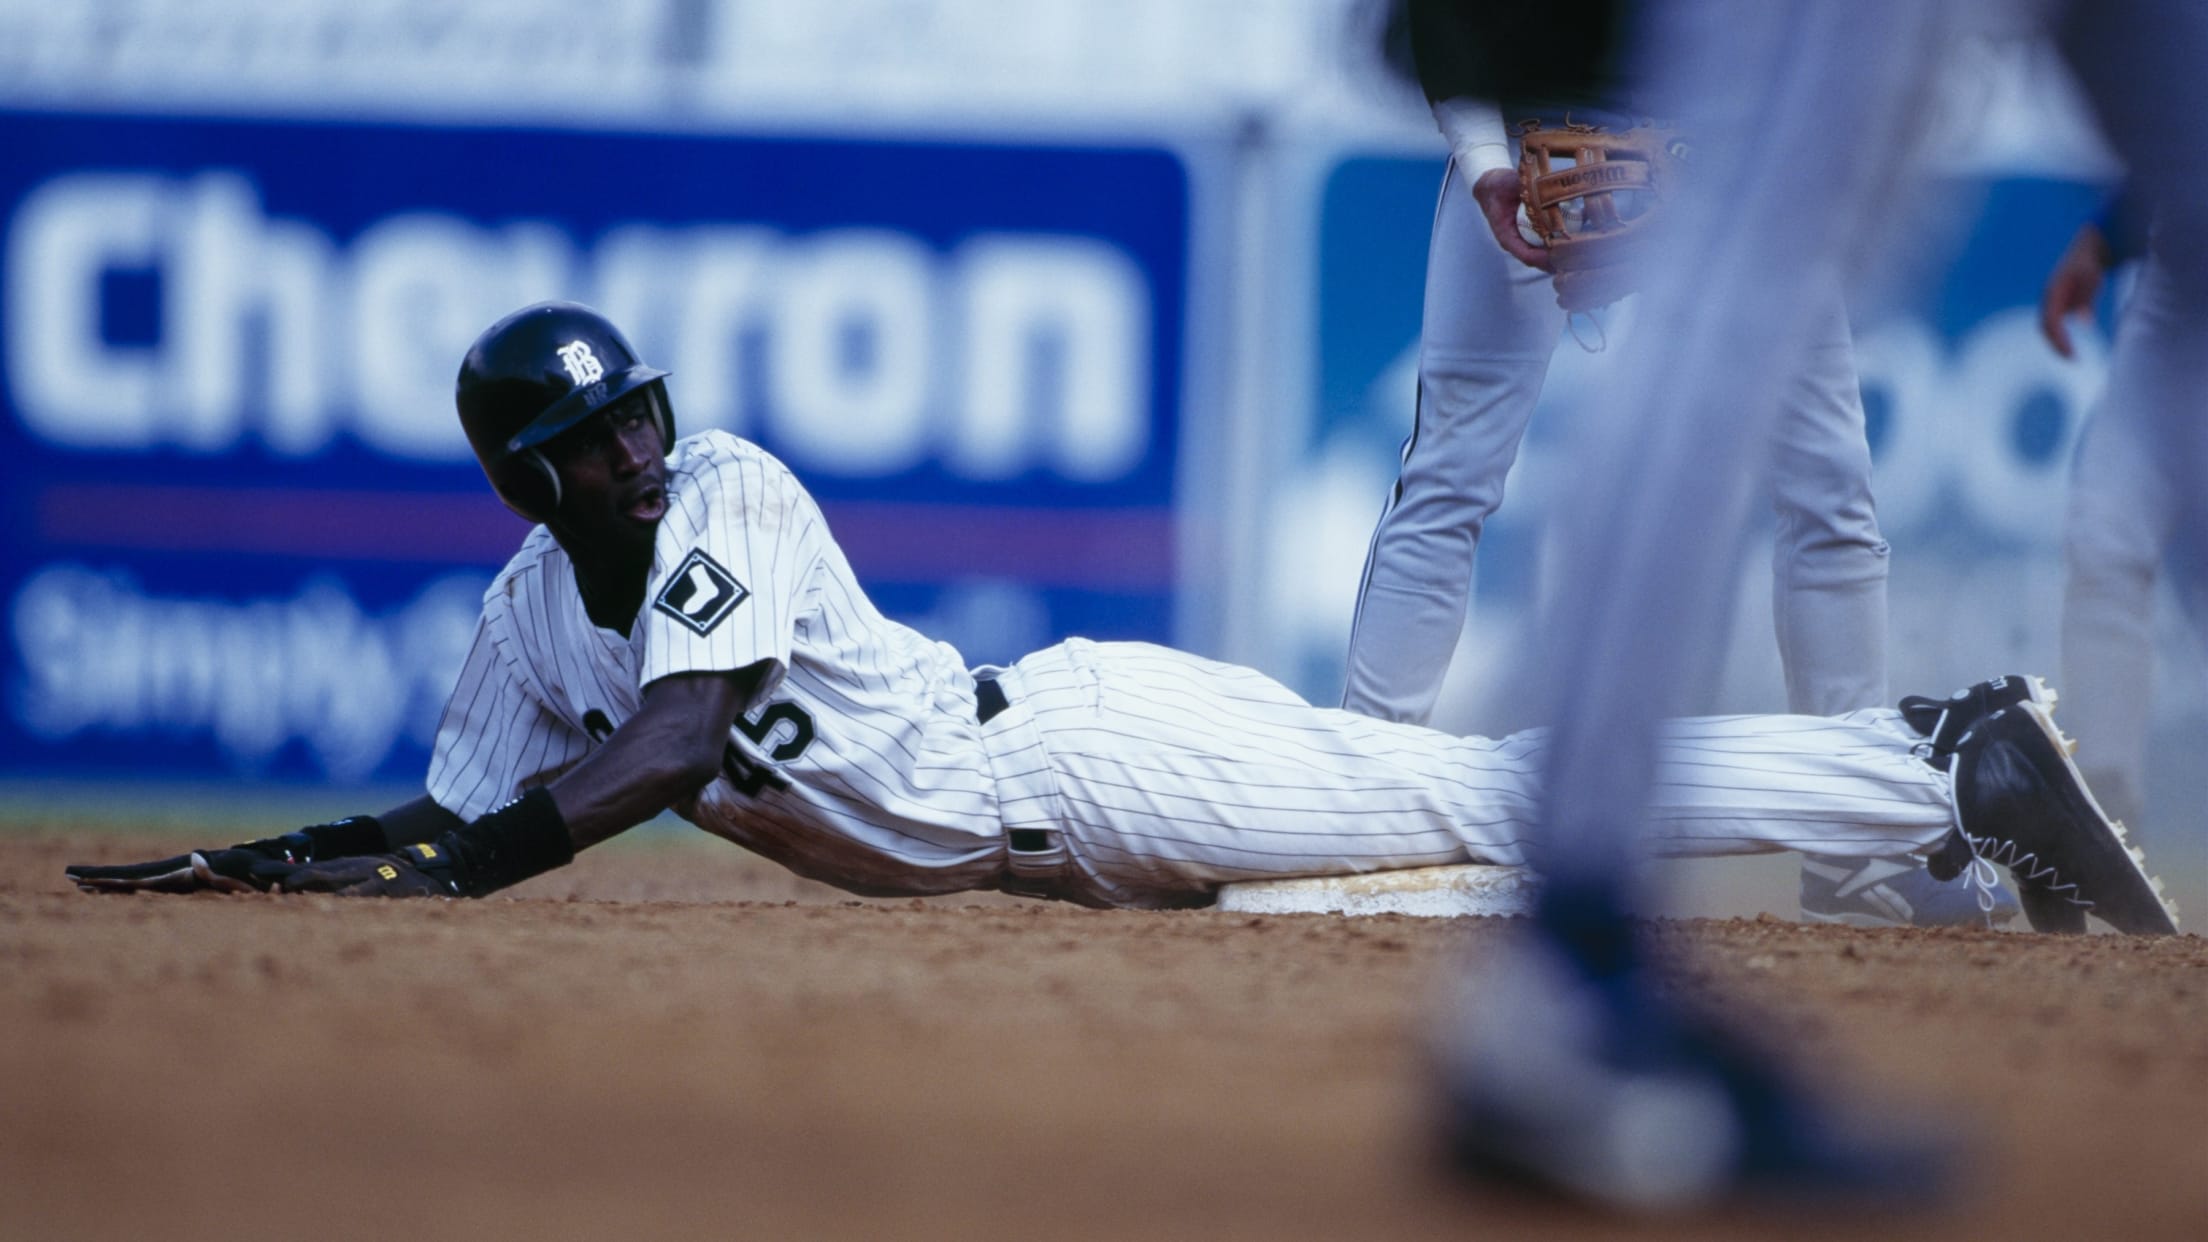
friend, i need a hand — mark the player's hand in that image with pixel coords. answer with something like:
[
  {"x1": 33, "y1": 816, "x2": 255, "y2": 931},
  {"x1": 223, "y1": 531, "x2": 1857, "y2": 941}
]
[
  {"x1": 1471, "y1": 168, "x2": 1553, "y2": 272},
  {"x1": 66, "y1": 817, "x2": 388, "y2": 894},
  {"x1": 271, "y1": 845, "x2": 463, "y2": 898},
  {"x1": 2038, "y1": 222, "x2": 2112, "y2": 359},
  {"x1": 65, "y1": 847, "x2": 293, "y2": 894}
]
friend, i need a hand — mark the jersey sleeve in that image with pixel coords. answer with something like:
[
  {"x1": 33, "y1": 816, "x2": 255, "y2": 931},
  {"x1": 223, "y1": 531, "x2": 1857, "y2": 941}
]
[
  {"x1": 425, "y1": 613, "x2": 591, "y2": 822},
  {"x1": 638, "y1": 437, "x2": 822, "y2": 696},
  {"x1": 1432, "y1": 97, "x2": 1513, "y2": 180}
]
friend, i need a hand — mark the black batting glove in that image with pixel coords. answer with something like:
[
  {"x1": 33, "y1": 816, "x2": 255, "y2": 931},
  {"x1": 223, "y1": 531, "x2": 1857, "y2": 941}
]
[
  {"x1": 268, "y1": 790, "x2": 572, "y2": 900},
  {"x1": 66, "y1": 817, "x2": 389, "y2": 894},
  {"x1": 271, "y1": 842, "x2": 467, "y2": 898}
]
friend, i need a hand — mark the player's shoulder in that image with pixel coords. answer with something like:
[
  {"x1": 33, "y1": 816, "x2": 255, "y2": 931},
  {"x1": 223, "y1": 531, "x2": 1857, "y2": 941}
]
[
  {"x1": 666, "y1": 429, "x2": 795, "y2": 479},
  {"x1": 662, "y1": 431, "x2": 814, "y2": 520},
  {"x1": 480, "y1": 524, "x2": 568, "y2": 617}
]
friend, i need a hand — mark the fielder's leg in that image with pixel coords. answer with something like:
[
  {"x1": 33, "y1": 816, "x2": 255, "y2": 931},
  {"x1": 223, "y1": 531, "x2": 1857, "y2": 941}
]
[
  {"x1": 1444, "y1": 0, "x2": 1959, "y2": 1211},
  {"x1": 1763, "y1": 283, "x2": 2005, "y2": 924},
  {"x1": 1766, "y1": 284, "x2": 1889, "y2": 719},
  {"x1": 2055, "y1": 2, "x2": 2208, "y2": 654},
  {"x1": 1343, "y1": 157, "x2": 1558, "y2": 724},
  {"x1": 2058, "y1": 254, "x2": 2188, "y2": 835}
]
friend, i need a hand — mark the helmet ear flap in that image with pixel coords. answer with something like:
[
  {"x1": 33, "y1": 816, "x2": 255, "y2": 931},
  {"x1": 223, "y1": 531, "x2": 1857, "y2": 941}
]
[
  {"x1": 489, "y1": 451, "x2": 561, "y2": 522},
  {"x1": 528, "y1": 450, "x2": 563, "y2": 512},
  {"x1": 646, "y1": 380, "x2": 676, "y2": 449}
]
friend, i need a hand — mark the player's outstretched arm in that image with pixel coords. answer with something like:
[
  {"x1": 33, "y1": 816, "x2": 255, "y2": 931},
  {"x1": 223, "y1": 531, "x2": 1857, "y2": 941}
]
[
  {"x1": 273, "y1": 664, "x2": 767, "y2": 899},
  {"x1": 536, "y1": 665, "x2": 767, "y2": 852}
]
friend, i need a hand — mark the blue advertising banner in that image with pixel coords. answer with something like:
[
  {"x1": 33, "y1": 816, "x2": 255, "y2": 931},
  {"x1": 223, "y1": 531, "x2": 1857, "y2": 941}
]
[{"x1": 0, "y1": 111, "x2": 1190, "y2": 783}]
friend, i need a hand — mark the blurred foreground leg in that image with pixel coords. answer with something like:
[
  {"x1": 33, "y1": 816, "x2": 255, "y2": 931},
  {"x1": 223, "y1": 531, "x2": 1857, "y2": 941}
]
[
  {"x1": 1439, "y1": 0, "x2": 1956, "y2": 1212},
  {"x1": 1436, "y1": 916, "x2": 1946, "y2": 1211}
]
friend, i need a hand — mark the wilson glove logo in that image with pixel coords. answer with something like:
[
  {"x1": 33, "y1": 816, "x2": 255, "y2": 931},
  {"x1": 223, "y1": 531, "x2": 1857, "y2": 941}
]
[{"x1": 654, "y1": 549, "x2": 747, "y2": 636}]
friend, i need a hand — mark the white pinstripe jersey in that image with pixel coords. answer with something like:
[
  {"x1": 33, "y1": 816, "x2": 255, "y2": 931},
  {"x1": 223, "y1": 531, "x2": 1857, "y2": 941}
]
[
  {"x1": 423, "y1": 437, "x2": 1955, "y2": 909},
  {"x1": 426, "y1": 431, "x2": 1006, "y2": 895}
]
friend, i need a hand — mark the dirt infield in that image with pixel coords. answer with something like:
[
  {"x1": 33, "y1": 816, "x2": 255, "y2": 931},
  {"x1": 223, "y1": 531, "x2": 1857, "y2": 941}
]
[{"x1": 5, "y1": 829, "x2": 2204, "y2": 1242}]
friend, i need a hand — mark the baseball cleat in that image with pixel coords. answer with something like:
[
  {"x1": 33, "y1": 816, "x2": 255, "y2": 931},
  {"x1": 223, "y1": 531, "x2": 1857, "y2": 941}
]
[
  {"x1": 1898, "y1": 674, "x2": 2058, "y2": 769},
  {"x1": 1947, "y1": 702, "x2": 2179, "y2": 936},
  {"x1": 1799, "y1": 855, "x2": 2020, "y2": 929},
  {"x1": 1436, "y1": 924, "x2": 1949, "y2": 1213}
]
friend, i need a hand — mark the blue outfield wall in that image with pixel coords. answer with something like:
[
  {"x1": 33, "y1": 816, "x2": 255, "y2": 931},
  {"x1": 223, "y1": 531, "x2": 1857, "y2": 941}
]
[
  {"x1": 0, "y1": 111, "x2": 1190, "y2": 785},
  {"x1": 0, "y1": 112, "x2": 2159, "y2": 798}
]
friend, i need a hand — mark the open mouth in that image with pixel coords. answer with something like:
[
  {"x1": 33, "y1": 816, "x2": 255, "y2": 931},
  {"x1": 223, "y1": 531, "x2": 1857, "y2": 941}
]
[{"x1": 624, "y1": 485, "x2": 667, "y2": 523}]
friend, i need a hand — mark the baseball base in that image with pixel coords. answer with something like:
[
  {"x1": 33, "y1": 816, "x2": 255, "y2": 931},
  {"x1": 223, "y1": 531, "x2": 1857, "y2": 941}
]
[{"x1": 1214, "y1": 864, "x2": 1537, "y2": 918}]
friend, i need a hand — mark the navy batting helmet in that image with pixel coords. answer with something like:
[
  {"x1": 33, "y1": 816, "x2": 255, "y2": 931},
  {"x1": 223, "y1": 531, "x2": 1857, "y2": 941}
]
[{"x1": 455, "y1": 301, "x2": 674, "y2": 521}]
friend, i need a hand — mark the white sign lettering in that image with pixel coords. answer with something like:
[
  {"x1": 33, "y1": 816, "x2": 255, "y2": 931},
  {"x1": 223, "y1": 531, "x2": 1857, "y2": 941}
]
[
  {"x1": 10, "y1": 568, "x2": 485, "y2": 781},
  {"x1": 2, "y1": 170, "x2": 1157, "y2": 482}
]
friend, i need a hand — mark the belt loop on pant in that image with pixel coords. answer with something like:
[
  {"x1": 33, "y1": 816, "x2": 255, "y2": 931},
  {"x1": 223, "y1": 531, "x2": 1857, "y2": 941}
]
[
  {"x1": 1001, "y1": 825, "x2": 1073, "y2": 901},
  {"x1": 971, "y1": 662, "x2": 1087, "y2": 904},
  {"x1": 976, "y1": 675, "x2": 1011, "y2": 725}
]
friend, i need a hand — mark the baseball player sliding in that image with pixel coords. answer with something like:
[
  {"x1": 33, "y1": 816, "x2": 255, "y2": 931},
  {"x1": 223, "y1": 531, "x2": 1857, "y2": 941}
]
[{"x1": 69, "y1": 302, "x2": 2178, "y2": 937}]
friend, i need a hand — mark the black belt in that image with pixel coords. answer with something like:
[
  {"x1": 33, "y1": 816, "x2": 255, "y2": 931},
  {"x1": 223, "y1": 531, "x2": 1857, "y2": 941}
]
[
  {"x1": 975, "y1": 675, "x2": 1010, "y2": 725},
  {"x1": 975, "y1": 676, "x2": 1046, "y2": 856}
]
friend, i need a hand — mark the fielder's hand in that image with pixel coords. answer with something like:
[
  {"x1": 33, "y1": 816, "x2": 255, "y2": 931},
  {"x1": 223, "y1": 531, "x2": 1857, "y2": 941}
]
[
  {"x1": 271, "y1": 843, "x2": 464, "y2": 898},
  {"x1": 1471, "y1": 168, "x2": 1553, "y2": 271},
  {"x1": 66, "y1": 817, "x2": 388, "y2": 894},
  {"x1": 2039, "y1": 222, "x2": 2112, "y2": 360}
]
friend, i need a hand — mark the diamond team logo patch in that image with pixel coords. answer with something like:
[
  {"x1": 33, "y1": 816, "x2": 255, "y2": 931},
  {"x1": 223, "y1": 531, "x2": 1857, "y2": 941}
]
[{"x1": 654, "y1": 549, "x2": 748, "y2": 636}]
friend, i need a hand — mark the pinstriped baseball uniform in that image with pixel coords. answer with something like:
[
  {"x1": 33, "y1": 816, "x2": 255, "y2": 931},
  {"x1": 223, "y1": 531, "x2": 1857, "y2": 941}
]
[
  {"x1": 429, "y1": 430, "x2": 1005, "y2": 897},
  {"x1": 981, "y1": 641, "x2": 1949, "y2": 908},
  {"x1": 429, "y1": 430, "x2": 1958, "y2": 910}
]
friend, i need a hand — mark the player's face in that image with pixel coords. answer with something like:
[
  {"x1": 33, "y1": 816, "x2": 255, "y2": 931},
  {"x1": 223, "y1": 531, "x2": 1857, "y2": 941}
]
[{"x1": 542, "y1": 389, "x2": 668, "y2": 554}]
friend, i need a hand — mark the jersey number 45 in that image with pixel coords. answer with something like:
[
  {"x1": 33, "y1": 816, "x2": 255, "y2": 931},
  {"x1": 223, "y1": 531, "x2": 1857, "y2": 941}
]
[{"x1": 721, "y1": 701, "x2": 817, "y2": 797}]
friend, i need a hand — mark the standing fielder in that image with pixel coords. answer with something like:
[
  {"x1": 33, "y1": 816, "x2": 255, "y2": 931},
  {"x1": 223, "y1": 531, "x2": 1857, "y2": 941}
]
[
  {"x1": 2041, "y1": 203, "x2": 2208, "y2": 837},
  {"x1": 1421, "y1": 0, "x2": 2208, "y2": 1214},
  {"x1": 67, "y1": 302, "x2": 2175, "y2": 945},
  {"x1": 1348, "y1": 0, "x2": 2002, "y2": 928}
]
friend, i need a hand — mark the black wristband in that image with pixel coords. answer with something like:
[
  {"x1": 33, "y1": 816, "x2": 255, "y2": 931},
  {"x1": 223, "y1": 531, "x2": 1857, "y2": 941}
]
[
  {"x1": 305, "y1": 816, "x2": 390, "y2": 858},
  {"x1": 433, "y1": 788, "x2": 574, "y2": 898},
  {"x1": 235, "y1": 815, "x2": 389, "y2": 864}
]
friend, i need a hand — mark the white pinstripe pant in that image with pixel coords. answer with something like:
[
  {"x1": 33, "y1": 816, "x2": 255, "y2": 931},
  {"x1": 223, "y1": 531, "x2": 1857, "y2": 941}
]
[{"x1": 980, "y1": 639, "x2": 1951, "y2": 910}]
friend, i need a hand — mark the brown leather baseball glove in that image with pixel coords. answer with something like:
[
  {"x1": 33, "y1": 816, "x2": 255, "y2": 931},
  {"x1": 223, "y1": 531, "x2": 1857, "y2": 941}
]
[{"x1": 1516, "y1": 119, "x2": 1688, "y2": 313}]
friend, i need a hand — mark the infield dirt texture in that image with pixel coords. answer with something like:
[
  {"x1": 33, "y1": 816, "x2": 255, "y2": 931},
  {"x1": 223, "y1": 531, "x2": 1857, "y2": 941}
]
[{"x1": 7, "y1": 828, "x2": 2204, "y2": 1241}]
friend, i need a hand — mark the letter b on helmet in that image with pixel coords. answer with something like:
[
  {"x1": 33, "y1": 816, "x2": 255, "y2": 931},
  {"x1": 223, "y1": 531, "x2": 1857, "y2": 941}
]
[{"x1": 455, "y1": 301, "x2": 674, "y2": 521}]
